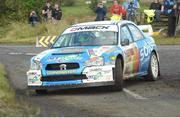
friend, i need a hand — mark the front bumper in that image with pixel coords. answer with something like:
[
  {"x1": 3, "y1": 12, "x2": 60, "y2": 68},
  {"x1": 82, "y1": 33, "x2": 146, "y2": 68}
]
[
  {"x1": 28, "y1": 81, "x2": 114, "y2": 90},
  {"x1": 27, "y1": 65, "x2": 115, "y2": 90}
]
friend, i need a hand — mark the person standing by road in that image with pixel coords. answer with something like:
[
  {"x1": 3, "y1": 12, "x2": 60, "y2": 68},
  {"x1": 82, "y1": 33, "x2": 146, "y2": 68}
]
[
  {"x1": 29, "y1": 11, "x2": 39, "y2": 26},
  {"x1": 127, "y1": 1, "x2": 137, "y2": 22},
  {"x1": 110, "y1": 0, "x2": 123, "y2": 20},
  {"x1": 161, "y1": 0, "x2": 177, "y2": 37},
  {"x1": 42, "y1": 1, "x2": 53, "y2": 22},
  {"x1": 52, "y1": 4, "x2": 62, "y2": 24},
  {"x1": 121, "y1": 0, "x2": 128, "y2": 19},
  {"x1": 95, "y1": 2, "x2": 107, "y2": 21},
  {"x1": 122, "y1": 0, "x2": 128, "y2": 10},
  {"x1": 149, "y1": 0, "x2": 162, "y2": 22},
  {"x1": 133, "y1": 0, "x2": 140, "y2": 11}
]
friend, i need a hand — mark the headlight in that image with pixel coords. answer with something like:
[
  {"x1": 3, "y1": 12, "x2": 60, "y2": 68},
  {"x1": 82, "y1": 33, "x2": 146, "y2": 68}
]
[
  {"x1": 30, "y1": 59, "x2": 41, "y2": 70},
  {"x1": 85, "y1": 56, "x2": 104, "y2": 66}
]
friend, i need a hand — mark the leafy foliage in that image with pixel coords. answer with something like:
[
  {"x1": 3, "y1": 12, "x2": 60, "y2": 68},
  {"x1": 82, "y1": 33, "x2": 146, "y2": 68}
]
[
  {"x1": 89, "y1": 0, "x2": 98, "y2": 12},
  {"x1": 62, "y1": 0, "x2": 75, "y2": 6},
  {"x1": 0, "y1": 0, "x2": 62, "y2": 25}
]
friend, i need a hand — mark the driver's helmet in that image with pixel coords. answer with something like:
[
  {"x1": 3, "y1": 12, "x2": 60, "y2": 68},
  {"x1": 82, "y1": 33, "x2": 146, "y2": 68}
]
[{"x1": 79, "y1": 33, "x2": 92, "y2": 44}]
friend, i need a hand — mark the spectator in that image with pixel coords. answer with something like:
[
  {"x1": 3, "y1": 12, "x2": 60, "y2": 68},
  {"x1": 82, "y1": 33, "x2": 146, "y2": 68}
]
[
  {"x1": 121, "y1": 0, "x2": 128, "y2": 19},
  {"x1": 42, "y1": 1, "x2": 52, "y2": 22},
  {"x1": 150, "y1": 0, "x2": 161, "y2": 10},
  {"x1": 127, "y1": 1, "x2": 137, "y2": 22},
  {"x1": 95, "y1": 2, "x2": 107, "y2": 21},
  {"x1": 161, "y1": 0, "x2": 177, "y2": 37},
  {"x1": 110, "y1": 0, "x2": 123, "y2": 20},
  {"x1": 29, "y1": 11, "x2": 39, "y2": 26},
  {"x1": 122, "y1": 0, "x2": 128, "y2": 10},
  {"x1": 52, "y1": 4, "x2": 62, "y2": 24},
  {"x1": 150, "y1": 0, "x2": 162, "y2": 22},
  {"x1": 133, "y1": 0, "x2": 140, "y2": 10}
]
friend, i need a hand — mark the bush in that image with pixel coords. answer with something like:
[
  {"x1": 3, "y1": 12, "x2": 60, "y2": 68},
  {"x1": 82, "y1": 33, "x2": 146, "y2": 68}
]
[
  {"x1": 89, "y1": 0, "x2": 98, "y2": 12},
  {"x1": 62, "y1": 0, "x2": 75, "y2": 6}
]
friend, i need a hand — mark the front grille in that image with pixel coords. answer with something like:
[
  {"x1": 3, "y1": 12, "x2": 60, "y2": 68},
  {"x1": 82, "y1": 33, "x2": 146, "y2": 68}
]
[
  {"x1": 41, "y1": 75, "x2": 87, "y2": 82},
  {"x1": 46, "y1": 63, "x2": 80, "y2": 70}
]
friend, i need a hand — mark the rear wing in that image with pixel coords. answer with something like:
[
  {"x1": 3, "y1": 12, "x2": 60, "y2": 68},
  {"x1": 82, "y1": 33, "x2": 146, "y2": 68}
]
[{"x1": 138, "y1": 25, "x2": 153, "y2": 36}]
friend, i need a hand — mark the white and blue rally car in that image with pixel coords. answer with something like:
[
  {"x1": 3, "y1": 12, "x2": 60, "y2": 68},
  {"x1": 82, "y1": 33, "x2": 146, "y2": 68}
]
[{"x1": 27, "y1": 20, "x2": 160, "y2": 94}]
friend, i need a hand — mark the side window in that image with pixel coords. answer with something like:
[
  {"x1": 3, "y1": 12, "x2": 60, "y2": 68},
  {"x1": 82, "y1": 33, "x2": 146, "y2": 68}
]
[
  {"x1": 128, "y1": 24, "x2": 144, "y2": 41},
  {"x1": 120, "y1": 26, "x2": 133, "y2": 43}
]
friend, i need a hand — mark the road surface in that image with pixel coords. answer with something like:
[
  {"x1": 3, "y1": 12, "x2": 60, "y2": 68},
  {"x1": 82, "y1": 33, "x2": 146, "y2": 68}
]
[{"x1": 0, "y1": 45, "x2": 180, "y2": 117}]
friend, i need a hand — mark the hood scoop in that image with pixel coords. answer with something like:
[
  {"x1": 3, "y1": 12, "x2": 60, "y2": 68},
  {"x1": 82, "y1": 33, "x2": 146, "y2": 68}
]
[
  {"x1": 52, "y1": 48, "x2": 86, "y2": 55},
  {"x1": 52, "y1": 52, "x2": 83, "y2": 55}
]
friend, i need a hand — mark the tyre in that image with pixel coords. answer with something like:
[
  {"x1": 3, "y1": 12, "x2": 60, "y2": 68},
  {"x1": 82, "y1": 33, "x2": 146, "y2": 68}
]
[
  {"x1": 35, "y1": 89, "x2": 47, "y2": 94},
  {"x1": 147, "y1": 52, "x2": 160, "y2": 81},
  {"x1": 112, "y1": 58, "x2": 123, "y2": 91}
]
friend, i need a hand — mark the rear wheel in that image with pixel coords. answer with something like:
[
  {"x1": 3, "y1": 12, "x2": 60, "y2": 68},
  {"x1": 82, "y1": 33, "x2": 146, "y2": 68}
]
[
  {"x1": 147, "y1": 52, "x2": 160, "y2": 81},
  {"x1": 35, "y1": 89, "x2": 47, "y2": 94},
  {"x1": 112, "y1": 58, "x2": 123, "y2": 91}
]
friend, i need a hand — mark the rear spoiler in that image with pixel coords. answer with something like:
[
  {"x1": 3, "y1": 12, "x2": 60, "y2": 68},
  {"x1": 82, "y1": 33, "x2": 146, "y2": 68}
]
[{"x1": 138, "y1": 25, "x2": 153, "y2": 36}]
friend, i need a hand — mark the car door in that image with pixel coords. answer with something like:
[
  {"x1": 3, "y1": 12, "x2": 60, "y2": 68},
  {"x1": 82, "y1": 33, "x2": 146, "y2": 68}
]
[
  {"x1": 127, "y1": 24, "x2": 148, "y2": 75},
  {"x1": 120, "y1": 25, "x2": 140, "y2": 77}
]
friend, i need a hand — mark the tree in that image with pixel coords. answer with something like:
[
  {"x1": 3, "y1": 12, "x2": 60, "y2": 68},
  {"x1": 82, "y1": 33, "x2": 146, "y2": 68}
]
[
  {"x1": 89, "y1": 0, "x2": 98, "y2": 12},
  {"x1": 61, "y1": 0, "x2": 75, "y2": 6}
]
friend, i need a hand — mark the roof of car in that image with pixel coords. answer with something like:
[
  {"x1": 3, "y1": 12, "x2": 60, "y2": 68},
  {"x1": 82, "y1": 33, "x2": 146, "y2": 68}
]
[
  {"x1": 72, "y1": 20, "x2": 133, "y2": 27},
  {"x1": 62, "y1": 20, "x2": 136, "y2": 35}
]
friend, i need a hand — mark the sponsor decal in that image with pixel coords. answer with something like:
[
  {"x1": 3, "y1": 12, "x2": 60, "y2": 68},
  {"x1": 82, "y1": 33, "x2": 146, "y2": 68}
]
[
  {"x1": 63, "y1": 25, "x2": 118, "y2": 35},
  {"x1": 46, "y1": 70, "x2": 77, "y2": 75},
  {"x1": 70, "y1": 26, "x2": 110, "y2": 32},
  {"x1": 28, "y1": 76, "x2": 40, "y2": 83},
  {"x1": 82, "y1": 66, "x2": 113, "y2": 83},
  {"x1": 133, "y1": 47, "x2": 140, "y2": 73},
  {"x1": 125, "y1": 48, "x2": 134, "y2": 56},
  {"x1": 105, "y1": 47, "x2": 116, "y2": 54},
  {"x1": 88, "y1": 49, "x2": 96, "y2": 57},
  {"x1": 48, "y1": 55, "x2": 82, "y2": 62},
  {"x1": 60, "y1": 48, "x2": 85, "y2": 53},
  {"x1": 84, "y1": 68, "x2": 103, "y2": 72},
  {"x1": 85, "y1": 56, "x2": 104, "y2": 66},
  {"x1": 124, "y1": 48, "x2": 134, "y2": 63},
  {"x1": 87, "y1": 72, "x2": 103, "y2": 80},
  {"x1": 27, "y1": 71, "x2": 42, "y2": 86},
  {"x1": 94, "y1": 46, "x2": 114, "y2": 56},
  {"x1": 43, "y1": 80, "x2": 81, "y2": 86},
  {"x1": 109, "y1": 56, "x2": 116, "y2": 61},
  {"x1": 140, "y1": 41, "x2": 153, "y2": 61},
  {"x1": 124, "y1": 44, "x2": 140, "y2": 74}
]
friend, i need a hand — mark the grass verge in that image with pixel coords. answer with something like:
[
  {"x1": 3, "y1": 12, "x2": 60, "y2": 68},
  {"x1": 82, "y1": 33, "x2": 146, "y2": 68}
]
[
  {"x1": 0, "y1": 3, "x2": 94, "y2": 45},
  {"x1": 154, "y1": 35, "x2": 180, "y2": 45},
  {"x1": 0, "y1": 63, "x2": 40, "y2": 117}
]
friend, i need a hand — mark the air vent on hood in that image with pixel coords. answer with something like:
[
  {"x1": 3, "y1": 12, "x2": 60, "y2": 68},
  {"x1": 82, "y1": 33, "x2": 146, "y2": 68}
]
[{"x1": 46, "y1": 63, "x2": 80, "y2": 70}]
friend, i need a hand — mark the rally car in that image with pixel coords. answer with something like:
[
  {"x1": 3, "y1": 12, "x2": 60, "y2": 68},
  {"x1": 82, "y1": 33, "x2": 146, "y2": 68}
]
[{"x1": 27, "y1": 20, "x2": 160, "y2": 94}]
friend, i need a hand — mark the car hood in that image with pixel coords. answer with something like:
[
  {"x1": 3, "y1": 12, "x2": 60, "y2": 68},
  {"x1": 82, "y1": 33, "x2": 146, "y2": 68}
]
[{"x1": 33, "y1": 46, "x2": 117, "y2": 63}]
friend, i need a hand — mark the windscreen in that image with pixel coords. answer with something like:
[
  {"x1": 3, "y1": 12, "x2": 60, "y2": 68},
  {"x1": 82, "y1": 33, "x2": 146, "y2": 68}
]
[{"x1": 52, "y1": 31, "x2": 118, "y2": 48}]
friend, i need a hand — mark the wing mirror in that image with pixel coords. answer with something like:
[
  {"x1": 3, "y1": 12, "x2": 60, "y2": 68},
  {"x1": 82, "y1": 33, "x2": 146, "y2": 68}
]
[{"x1": 121, "y1": 39, "x2": 130, "y2": 46}]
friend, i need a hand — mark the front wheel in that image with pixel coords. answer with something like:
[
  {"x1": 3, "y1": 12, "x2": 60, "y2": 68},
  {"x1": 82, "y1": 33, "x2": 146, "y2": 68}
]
[
  {"x1": 112, "y1": 58, "x2": 123, "y2": 91},
  {"x1": 147, "y1": 52, "x2": 160, "y2": 81}
]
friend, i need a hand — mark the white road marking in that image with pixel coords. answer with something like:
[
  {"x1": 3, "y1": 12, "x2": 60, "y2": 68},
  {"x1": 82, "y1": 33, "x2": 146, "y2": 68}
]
[
  {"x1": 3, "y1": 52, "x2": 37, "y2": 56},
  {"x1": 25, "y1": 53, "x2": 37, "y2": 56},
  {"x1": 8, "y1": 52, "x2": 23, "y2": 55},
  {"x1": 123, "y1": 88, "x2": 148, "y2": 100}
]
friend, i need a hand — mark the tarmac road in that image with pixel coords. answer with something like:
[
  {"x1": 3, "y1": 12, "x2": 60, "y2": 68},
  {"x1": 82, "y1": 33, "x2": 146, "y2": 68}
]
[{"x1": 0, "y1": 45, "x2": 180, "y2": 117}]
